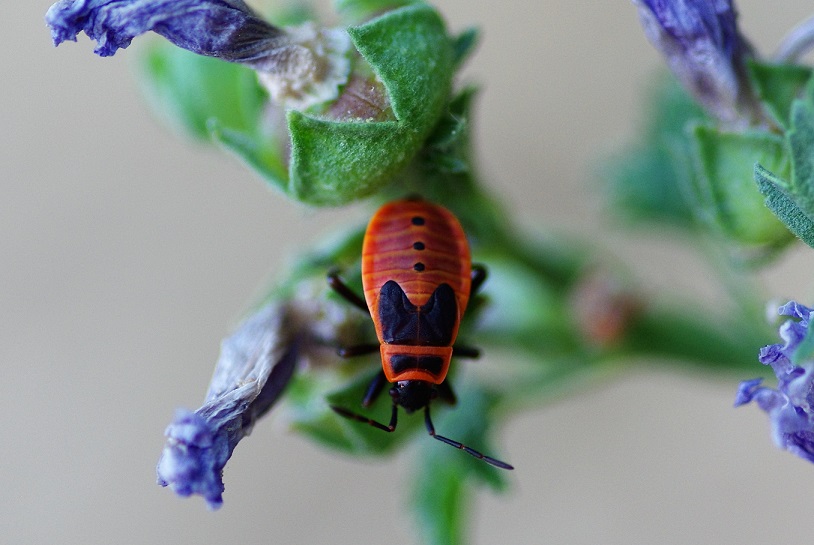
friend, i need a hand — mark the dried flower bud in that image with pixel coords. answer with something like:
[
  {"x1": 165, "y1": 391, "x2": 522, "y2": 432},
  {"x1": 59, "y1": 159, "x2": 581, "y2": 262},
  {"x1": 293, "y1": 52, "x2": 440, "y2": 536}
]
[
  {"x1": 45, "y1": 0, "x2": 351, "y2": 111},
  {"x1": 632, "y1": 0, "x2": 760, "y2": 126}
]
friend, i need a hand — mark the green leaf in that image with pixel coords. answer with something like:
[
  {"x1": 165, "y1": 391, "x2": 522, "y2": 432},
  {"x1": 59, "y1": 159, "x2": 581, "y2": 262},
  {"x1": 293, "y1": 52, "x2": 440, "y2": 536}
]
[
  {"x1": 689, "y1": 126, "x2": 792, "y2": 247},
  {"x1": 451, "y1": 27, "x2": 479, "y2": 70},
  {"x1": 755, "y1": 164, "x2": 814, "y2": 247},
  {"x1": 139, "y1": 4, "x2": 455, "y2": 206},
  {"x1": 410, "y1": 382, "x2": 508, "y2": 545},
  {"x1": 755, "y1": 79, "x2": 814, "y2": 248},
  {"x1": 622, "y1": 304, "x2": 772, "y2": 373},
  {"x1": 208, "y1": 121, "x2": 288, "y2": 192},
  {"x1": 788, "y1": 92, "x2": 814, "y2": 202},
  {"x1": 747, "y1": 60, "x2": 812, "y2": 130},
  {"x1": 288, "y1": 117, "x2": 405, "y2": 202},
  {"x1": 476, "y1": 252, "x2": 577, "y2": 355},
  {"x1": 348, "y1": 4, "x2": 451, "y2": 125},
  {"x1": 287, "y1": 3, "x2": 454, "y2": 204},
  {"x1": 138, "y1": 39, "x2": 289, "y2": 194},
  {"x1": 285, "y1": 367, "x2": 419, "y2": 455},
  {"x1": 412, "y1": 460, "x2": 468, "y2": 545},
  {"x1": 605, "y1": 74, "x2": 705, "y2": 228},
  {"x1": 138, "y1": 40, "x2": 268, "y2": 140}
]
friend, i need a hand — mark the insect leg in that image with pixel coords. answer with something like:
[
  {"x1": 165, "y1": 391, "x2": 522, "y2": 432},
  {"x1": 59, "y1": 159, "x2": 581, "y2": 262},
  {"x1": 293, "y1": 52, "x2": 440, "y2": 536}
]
[
  {"x1": 331, "y1": 402, "x2": 398, "y2": 433},
  {"x1": 362, "y1": 371, "x2": 389, "y2": 407},
  {"x1": 454, "y1": 265, "x2": 486, "y2": 360},
  {"x1": 470, "y1": 264, "x2": 488, "y2": 297},
  {"x1": 436, "y1": 380, "x2": 457, "y2": 405},
  {"x1": 337, "y1": 344, "x2": 380, "y2": 358},
  {"x1": 423, "y1": 405, "x2": 514, "y2": 470},
  {"x1": 452, "y1": 345, "x2": 480, "y2": 359},
  {"x1": 327, "y1": 268, "x2": 368, "y2": 312}
]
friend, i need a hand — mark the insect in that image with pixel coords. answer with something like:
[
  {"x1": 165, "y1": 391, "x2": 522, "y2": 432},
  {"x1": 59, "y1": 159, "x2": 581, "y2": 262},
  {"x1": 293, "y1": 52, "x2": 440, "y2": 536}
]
[{"x1": 328, "y1": 198, "x2": 513, "y2": 470}]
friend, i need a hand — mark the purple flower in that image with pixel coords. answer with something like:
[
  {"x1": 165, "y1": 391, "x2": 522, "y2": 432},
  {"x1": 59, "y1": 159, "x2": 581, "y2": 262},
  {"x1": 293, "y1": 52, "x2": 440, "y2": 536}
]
[
  {"x1": 45, "y1": 0, "x2": 351, "y2": 109},
  {"x1": 735, "y1": 301, "x2": 814, "y2": 463},
  {"x1": 156, "y1": 303, "x2": 298, "y2": 509},
  {"x1": 631, "y1": 0, "x2": 759, "y2": 125},
  {"x1": 45, "y1": 0, "x2": 286, "y2": 60}
]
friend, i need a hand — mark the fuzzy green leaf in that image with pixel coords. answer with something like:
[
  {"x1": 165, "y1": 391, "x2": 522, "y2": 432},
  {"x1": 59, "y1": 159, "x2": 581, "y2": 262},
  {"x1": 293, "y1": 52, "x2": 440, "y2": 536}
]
[
  {"x1": 788, "y1": 92, "x2": 814, "y2": 202},
  {"x1": 755, "y1": 164, "x2": 814, "y2": 247},
  {"x1": 287, "y1": 3, "x2": 454, "y2": 204},
  {"x1": 689, "y1": 126, "x2": 792, "y2": 247},
  {"x1": 348, "y1": 4, "x2": 451, "y2": 124},
  {"x1": 747, "y1": 60, "x2": 812, "y2": 130},
  {"x1": 755, "y1": 79, "x2": 814, "y2": 248},
  {"x1": 139, "y1": 4, "x2": 454, "y2": 206},
  {"x1": 287, "y1": 117, "x2": 405, "y2": 202}
]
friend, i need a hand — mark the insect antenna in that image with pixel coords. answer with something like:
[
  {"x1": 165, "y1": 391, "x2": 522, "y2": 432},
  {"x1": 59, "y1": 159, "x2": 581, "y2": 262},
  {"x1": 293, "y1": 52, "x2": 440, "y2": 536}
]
[
  {"x1": 423, "y1": 405, "x2": 514, "y2": 470},
  {"x1": 331, "y1": 403, "x2": 398, "y2": 433}
]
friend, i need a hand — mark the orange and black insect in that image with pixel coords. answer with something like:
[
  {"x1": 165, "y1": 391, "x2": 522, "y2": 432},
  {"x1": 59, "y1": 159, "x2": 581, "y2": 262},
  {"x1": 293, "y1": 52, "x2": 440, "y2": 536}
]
[{"x1": 328, "y1": 199, "x2": 513, "y2": 470}]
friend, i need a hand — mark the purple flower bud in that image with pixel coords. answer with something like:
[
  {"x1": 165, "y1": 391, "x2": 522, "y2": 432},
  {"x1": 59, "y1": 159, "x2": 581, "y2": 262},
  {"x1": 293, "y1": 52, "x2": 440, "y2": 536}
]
[
  {"x1": 631, "y1": 0, "x2": 759, "y2": 125},
  {"x1": 45, "y1": 0, "x2": 351, "y2": 110},
  {"x1": 736, "y1": 301, "x2": 814, "y2": 464}
]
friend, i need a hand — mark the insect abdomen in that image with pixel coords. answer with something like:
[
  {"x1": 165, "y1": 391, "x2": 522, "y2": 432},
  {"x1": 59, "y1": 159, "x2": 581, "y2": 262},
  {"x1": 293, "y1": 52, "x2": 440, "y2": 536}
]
[{"x1": 362, "y1": 200, "x2": 471, "y2": 313}]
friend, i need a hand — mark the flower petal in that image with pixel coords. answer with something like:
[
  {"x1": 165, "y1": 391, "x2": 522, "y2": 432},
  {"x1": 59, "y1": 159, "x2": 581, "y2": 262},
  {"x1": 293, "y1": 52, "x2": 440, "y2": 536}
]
[
  {"x1": 631, "y1": 0, "x2": 756, "y2": 124},
  {"x1": 738, "y1": 301, "x2": 814, "y2": 464},
  {"x1": 45, "y1": 0, "x2": 286, "y2": 60},
  {"x1": 734, "y1": 378, "x2": 763, "y2": 406}
]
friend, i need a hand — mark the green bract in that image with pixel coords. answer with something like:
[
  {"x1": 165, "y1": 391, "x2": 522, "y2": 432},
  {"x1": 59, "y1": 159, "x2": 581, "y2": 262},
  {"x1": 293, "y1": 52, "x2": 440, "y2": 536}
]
[
  {"x1": 608, "y1": 66, "x2": 814, "y2": 259},
  {"x1": 605, "y1": 76, "x2": 703, "y2": 229},
  {"x1": 688, "y1": 125, "x2": 792, "y2": 250},
  {"x1": 140, "y1": 3, "x2": 454, "y2": 205},
  {"x1": 756, "y1": 73, "x2": 814, "y2": 249},
  {"x1": 747, "y1": 61, "x2": 813, "y2": 131}
]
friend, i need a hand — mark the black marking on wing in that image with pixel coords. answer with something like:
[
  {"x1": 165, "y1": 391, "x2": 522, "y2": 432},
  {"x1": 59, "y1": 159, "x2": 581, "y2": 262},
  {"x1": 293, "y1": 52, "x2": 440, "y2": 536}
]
[
  {"x1": 390, "y1": 354, "x2": 444, "y2": 375},
  {"x1": 378, "y1": 281, "x2": 457, "y2": 346}
]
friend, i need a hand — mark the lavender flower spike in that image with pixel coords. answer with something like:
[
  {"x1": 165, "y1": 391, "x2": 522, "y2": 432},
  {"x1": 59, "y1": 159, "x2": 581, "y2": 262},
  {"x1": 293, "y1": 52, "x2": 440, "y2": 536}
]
[
  {"x1": 735, "y1": 301, "x2": 814, "y2": 463},
  {"x1": 45, "y1": 0, "x2": 351, "y2": 110},
  {"x1": 631, "y1": 0, "x2": 759, "y2": 126},
  {"x1": 156, "y1": 303, "x2": 298, "y2": 509}
]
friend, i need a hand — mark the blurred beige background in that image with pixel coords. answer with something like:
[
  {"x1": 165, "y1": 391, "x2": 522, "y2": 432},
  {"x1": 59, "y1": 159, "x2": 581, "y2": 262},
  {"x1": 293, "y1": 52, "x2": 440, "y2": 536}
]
[{"x1": 5, "y1": 1, "x2": 814, "y2": 543}]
